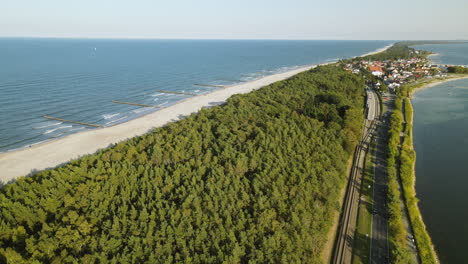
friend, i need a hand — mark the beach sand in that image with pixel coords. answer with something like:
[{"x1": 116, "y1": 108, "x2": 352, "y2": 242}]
[
  {"x1": 0, "y1": 45, "x2": 392, "y2": 183},
  {"x1": 360, "y1": 43, "x2": 394, "y2": 57}
]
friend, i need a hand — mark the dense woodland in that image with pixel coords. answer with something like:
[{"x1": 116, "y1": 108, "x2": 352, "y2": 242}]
[
  {"x1": 447, "y1": 66, "x2": 468, "y2": 74},
  {"x1": 0, "y1": 66, "x2": 365, "y2": 263},
  {"x1": 342, "y1": 42, "x2": 433, "y2": 63},
  {"x1": 349, "y1": 43, "x2": 423, "y2": 62}
]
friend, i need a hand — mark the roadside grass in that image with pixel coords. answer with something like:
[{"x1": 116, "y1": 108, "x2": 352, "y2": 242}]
[{"x1": 352, "y1": 137, "x2": 376, "y2": 264}]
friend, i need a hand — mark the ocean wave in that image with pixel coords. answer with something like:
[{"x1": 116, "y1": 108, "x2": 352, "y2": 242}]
[
  {"x1": 69, "y1": 127, "x2": 86, "y2": 132},
  {"x1": 29, "y1": 139, "x2": 52, "y2": 147},
  {"x1": 106, "y1": 116, "x2": 128, "y2": 125},
  {"x1": 44, "y1": 125, "x2": 72, "y2": 135},
  {"x1": 102, "y1": 113, "x2": 120, "y2": 120},
  {"x1": 33, "y1": 122, "x2": 63, "y2": 129},
  {"x1": 132, "y1": 108, "x2": 150, "y2": 114}
]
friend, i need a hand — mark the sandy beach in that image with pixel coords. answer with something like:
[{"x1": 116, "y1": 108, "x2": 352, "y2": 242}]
[
  {"x1": 0, "y1": 45, "x2": 391, "y2": 183},
  {"x1": 360, "y1": 43, "x2": 394, "y2": 57}
]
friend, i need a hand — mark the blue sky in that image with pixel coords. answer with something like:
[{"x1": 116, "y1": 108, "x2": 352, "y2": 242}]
[{"x1": 1, "y1": 0, "x2": 467, "y2": 40}]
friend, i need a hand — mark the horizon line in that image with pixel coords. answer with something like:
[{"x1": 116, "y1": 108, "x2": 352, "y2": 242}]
[
  {"x1": 0, "y1": 36, "x2": 399, "y2": 41},
  {"x1": 2, "y1": 36, "x2": 467, "y2": 41},
  {"x1": 1, "y1": 36, "x2": 467, "y2": 42}
]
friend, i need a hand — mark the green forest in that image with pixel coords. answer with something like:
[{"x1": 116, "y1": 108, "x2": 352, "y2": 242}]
[
  {"x1": 447, "y1": 66, "x2": 468, "y2": 74},
  {"x1": 0, "y1": 66, "x2": 366, "y2": 263},
  {"x1": 344, "y1": 42, "x2": 433, "y2": 63}
]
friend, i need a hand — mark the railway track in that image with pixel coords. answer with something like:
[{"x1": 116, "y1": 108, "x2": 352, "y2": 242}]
[{"x1": 332, "y1": 90, "x2": 380, "y2": 264}]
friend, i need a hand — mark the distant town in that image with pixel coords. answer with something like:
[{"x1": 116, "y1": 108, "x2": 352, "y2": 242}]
[{"x1": 343, "y1": 54, "x2": 465, "y2": 93}]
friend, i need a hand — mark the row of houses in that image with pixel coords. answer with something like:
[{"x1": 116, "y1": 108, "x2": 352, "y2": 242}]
[{"x1": 344, "y1": 57, "x2": 449, "y2": 93}]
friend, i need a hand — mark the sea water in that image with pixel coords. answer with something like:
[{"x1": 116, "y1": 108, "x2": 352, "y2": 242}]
[
  {"x1": 0, "y1": 39, "x2": 392, "y2": 152},
  {"x1": 414, "y1": 43, "x2": 468, "y2": 65}
]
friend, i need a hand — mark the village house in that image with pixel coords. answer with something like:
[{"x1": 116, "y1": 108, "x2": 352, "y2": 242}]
[{"x1": 369, "y1": 66, "x2": 384, "y2": 76}]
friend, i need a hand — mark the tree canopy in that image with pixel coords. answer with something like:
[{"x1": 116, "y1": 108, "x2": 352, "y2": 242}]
[{"x1": 447, "y1": 66, "x2": 468, "y2": 74}]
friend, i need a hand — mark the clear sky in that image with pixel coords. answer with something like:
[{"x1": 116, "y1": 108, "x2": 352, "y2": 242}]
[{"x1": 1, "y1": 0, "x2": 467, "y2": 40}]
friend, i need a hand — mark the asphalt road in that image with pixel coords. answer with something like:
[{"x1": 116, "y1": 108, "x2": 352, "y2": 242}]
[{"x1": 369, "y1": 102, "x2": 390, "y2": 264}]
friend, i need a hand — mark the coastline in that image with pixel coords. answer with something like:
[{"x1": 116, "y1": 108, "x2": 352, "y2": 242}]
[
  {"x1": 409, "y1": 73, "x2": 468, "y2": 263},
  {"x1": 402, "y1": 75, "x2": 468, "y2": 263},
  {"x1": 401, "y1": 97, "x2": 440, "y2": 264},
  {"x1": 412, "y1": 75, "x2": 468, "y2": 95},
  {"x1": 361, "y1": 43, "x2": 394, "y2": 57},
  {"x1": 407, "y1": 100, "x2": 440, "y2": 264},
  {"x1": 0, "y1": 45, "x2": 392, "y2": 183}
]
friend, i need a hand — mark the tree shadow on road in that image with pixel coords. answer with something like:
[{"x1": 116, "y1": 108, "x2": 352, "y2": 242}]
[{"x1": 352, "y1": 232, "x2": 371, "y2": 264}]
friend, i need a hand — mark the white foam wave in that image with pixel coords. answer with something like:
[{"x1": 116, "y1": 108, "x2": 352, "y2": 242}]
[
  {"x1": 29, "y1": 139, "x2": 51, "y2": 147},
  {"x1": 44, "y1": 125, "x2": 72, "y2": 135},
  {"x1": 69, "y1": 127, "x2": 85, "y2": 132},
  {"x1": 106, "y1": 116, "x2": 128, "y2": 125},
  {"x1": 44, "y1": 129, "x2": 57, "y2": 134},
  {"x1": 102, "y1": 113, "x2": 120, "y2": 120},
  {"x1": 132, "y1": 108, "x2": 148, "y2": 114},
  {"x1": 33, "y1": 122, "x2": 62, "y2": 129}
]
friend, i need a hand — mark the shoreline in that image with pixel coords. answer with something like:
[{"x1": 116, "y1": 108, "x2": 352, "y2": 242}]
[
  {"x1": 0, "y1": 44, "x2": 392, "y2": 183},
  {"x1": 405, "y1": 99, "x2": 440, "y2": 264},
  {"x1": 360, "y1": 43, "x2": 394, "y2": 57},
  {"x1": 404, "y1": 73, "x2": 468, "y2": 263},
  {"x1": 412, "y1": 75, "x2": 468, "y2": 95}
]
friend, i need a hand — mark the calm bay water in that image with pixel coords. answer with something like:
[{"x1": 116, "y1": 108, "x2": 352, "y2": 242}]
[
  {"x1": 412, "y1": 42, "x2": 468, "y2": 264},
  {"x1": 414, "y1": 43, "x2": 468, "y2": 65},
  {"x1": 0, "y1": 39, "x2": 392, "y2": 152}
]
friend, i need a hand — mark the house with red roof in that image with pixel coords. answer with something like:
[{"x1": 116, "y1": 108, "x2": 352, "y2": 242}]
[{"x1": 369, "y1": 66, "x2": 384, "y2": 76}]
